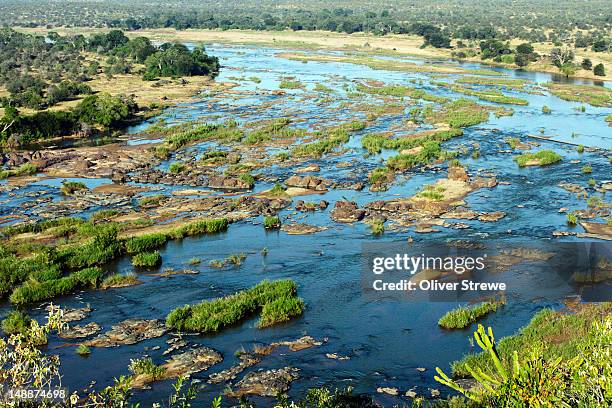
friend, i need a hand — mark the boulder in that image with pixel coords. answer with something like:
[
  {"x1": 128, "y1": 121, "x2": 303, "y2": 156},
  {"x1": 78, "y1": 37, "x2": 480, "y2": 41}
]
[
  {"x1": 331, "y1": 201, "x2": 366, "y2": 223},
  {"x1": 226, "y1": 367, "x2": 300, "y2": 397}
]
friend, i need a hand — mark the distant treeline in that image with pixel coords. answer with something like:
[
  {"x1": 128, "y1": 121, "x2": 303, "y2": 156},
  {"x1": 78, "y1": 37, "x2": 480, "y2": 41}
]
[{"x1": 2, "y1": 0, "x2": 611, "y2": 49}]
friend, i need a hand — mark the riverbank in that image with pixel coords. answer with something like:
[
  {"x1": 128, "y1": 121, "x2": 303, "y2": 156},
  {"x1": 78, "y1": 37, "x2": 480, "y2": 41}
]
[{"x1": 16, "y1": 27, "x2": 612, "y2": 82}]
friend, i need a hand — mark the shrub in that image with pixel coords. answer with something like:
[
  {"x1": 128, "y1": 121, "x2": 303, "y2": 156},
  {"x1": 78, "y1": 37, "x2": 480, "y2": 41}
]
[
  {"x1": 169, "y1": 162, "x2": 187, "y2": 173},
  {"x1": 227, "y1": 253, "x2": 247, "y2": 266},
  {"x1": 582, "y1": 165, "x2": 592, "y2": 174},
  {"x1": 128, "y1": 357, "x2": 166, "y2": 380},
  {"x1": 76, "y1": 344, "x2": 91, "y2": 356},
  {"x1": 60, "y1": 181, "x2": 88, "y2": 195},
  {"x1": 576, "y1": 145, "x2": 585, "y2": 153},
  {"x1": 370, "y1": 219, "x2": 384, "y2": 235},
  {"x1": 1, "y1": 310, "x2": 33, "y2": 335},
  {"x1": 132, "y1": 251, "x2": 161, "y2": 267},
  {"x1": 438, "y1": 300, "x2": 505, "y2": 329},
  {"x1": 238, "y1": 173, "x2": 255, "y2": 187},
  {"x1": 263, "y1": 215, "x2": 281, "y2": 229},
  {"x1": 269, "y1": 183, "x2": 286, "y2": 196},
  {"x1": 438, "y1": 304, "x2": 610, "y2": 406},
  {"x1": 566, "y1": 212, "x2": 578, "y2": 225},
  {"x1": 138, "y1": 194, "x2": 166, "y2": 207},
  {"x1": 541, "y1": 105, "x2": 552, "y2": 114},
  {"x1": 587, "y1": 178, "x2": 596, "y2": 187}
]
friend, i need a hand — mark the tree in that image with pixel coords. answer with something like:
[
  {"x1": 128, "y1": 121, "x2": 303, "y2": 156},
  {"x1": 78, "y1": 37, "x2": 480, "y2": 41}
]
[
  {"x1": 559, "y1": 63, "x2": 576, "y2": 77},
  {"x1": 593, "y1": 63, "x2": 605, "y2": 76},
  {"x1": 550, "y1": 46, "x2": 574, "y2": 68},
  {"x1": 591, "y1": 38, "x2": 609, "y2": 52},
  {"x1": 77, "y1": 93, "x2": 135, "y2": 128},
  {"x1": 515, "y1": 43, "x2": 534, "y2": 55},
  {"x1": 581, "y1": 58, "x2": 593, "y2": 70},
  {"x1": 514, "y1": 53, "x2": 529, "y2": 67},
  {"x1": 426, "y1": 32, "x2": 451, "y2": 48},
  {"x1": 143, "y1": 43, "x2": 219, "y2": 78}
]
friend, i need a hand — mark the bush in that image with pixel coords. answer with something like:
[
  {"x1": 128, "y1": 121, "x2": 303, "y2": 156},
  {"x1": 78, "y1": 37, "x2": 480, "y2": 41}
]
[
  {"x1": 581, "y1": 165, "x2": 592, "y2": 174},
  {"x1": 169, "y1": 162, "x2": 187, "y2": 173},
  {"x1": 593, "y1": 63, "x2": 605, "y2": 76},
  {"x1": 541, "y1": 105, "x2": 552, "y2": 114},
  {"x1": 1, "y1": 310, "x2": 33, "y2": 335},
  {"x1": 263, "y1": 215, "x2": 281, "y2": 229},
  {"x1": 439, "y1": 304, "x2": 610, "y2": 406},
  {"x1": 76, "y1": 344, "x2": 91, "y2": 356},
  {"x1": 128, "y1": 357, "x2": 166, "y2": 379},
  {"x1": 370, "y1": 219, "x2": 384, "y2": 235},
  {"x1": 566, "y1": 212, "x2": 578, "y2": 225},
  {"x1": 60, "y1": 181, "x2": 88, "y2": 195},
  {"x1": 132, "y1": 251, "x2": 161, "y2": 267},
  {"x1": 238, "y1": 173, "x2": 255, "y2": 187},
  {"x1": 576, "y1": 144, "x2": 584, "y2": 153}
]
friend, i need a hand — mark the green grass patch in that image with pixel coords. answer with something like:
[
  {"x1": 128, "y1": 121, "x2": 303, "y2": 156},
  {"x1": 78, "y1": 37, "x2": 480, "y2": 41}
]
[
  {"x1": 9, "y1": 267, "x2": 104, "y2": 305},
  {"x1": 356, "y1": 83, "x2": 448, "y2": 103},
  {"x1": 101, "y1": 272, "x2": 140, "y2": 289},
  {"x1": 166, "y1": 279, "x2": 304, "y2": 332},
  {"x1": 75, "y1": 344, "x2": 91, "y2": 356},
  {"x1": 422, "y1": 99, "x2": 491, "y2": 128},
  {"x1": 279, "y1": 79, "x2": 304, "y2": 89},
  {"x1": 546, "y1": 83, "x2": 612, "y2": 108},
  {"x1": 514, "y1": 150, "x2": 562, "y2": 167},
  {"x1": 0, "y1": 163, "x2": 37, "y2": 180},
  {"x1": 263, "y1": 215, "x2": 281, "y2": 229},
  {"x1": 169, "y1": 162, "x2": 187, "y2": 173},
  {"x1": 416, "y1": 184, "x2": 447, "y2": 200},
  {"x1": 291, "y1": 128, "x2": 349, "y2": 158},
  {"x1": 60, "y1": 181, "x2": 88, "y2": 195},
  {"x1": 438, "y1": 300, "x2": 505, "y2": 329},
  {"x1": 450, "y1": 303, "x2": 610, "y2": 378},
  {"x1": 132, "y1": 251, "x2": 161, "y2": 267}
]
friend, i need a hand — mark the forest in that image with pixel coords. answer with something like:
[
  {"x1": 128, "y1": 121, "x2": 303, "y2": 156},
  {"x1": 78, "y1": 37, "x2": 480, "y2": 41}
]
[{"x1": 1, "y1": 0, "x2": 610, "y2": 50}]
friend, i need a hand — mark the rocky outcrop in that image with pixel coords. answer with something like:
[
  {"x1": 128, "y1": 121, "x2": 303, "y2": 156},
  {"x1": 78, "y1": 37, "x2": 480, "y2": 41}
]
[
  {"x1": 331, "y1": 201, "x2": 366, "y2": 223},
  {"x1": 208, "y1": 176, "x2": 252, "y2": 190},
  {"x1": 60, "y1": 322, "x2": 101, "y2": 339},
  {"x1": 226, "y1": 367, "x2": 300, "y2": 397},
  {"x1": 208, "y1": 353, "x2": 261, "y2": 384},
  {"x1": 284, "y1": 175, "x2": 332, "y2": 191},
  {"x1": 281, "y1": 223, "x2": 327, "y2": 235},
  {"x1": 132, "y1": 346, "x2": 223, "y2": 388},
  {"x1": 85, "y1": 319, "x2": 166, "y2": 347}
]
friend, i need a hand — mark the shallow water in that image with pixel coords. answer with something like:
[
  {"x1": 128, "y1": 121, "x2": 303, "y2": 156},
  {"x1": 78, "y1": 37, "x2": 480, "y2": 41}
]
[{"x1": 1, "y1": 44, "x2": 611, "y2": 406}]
